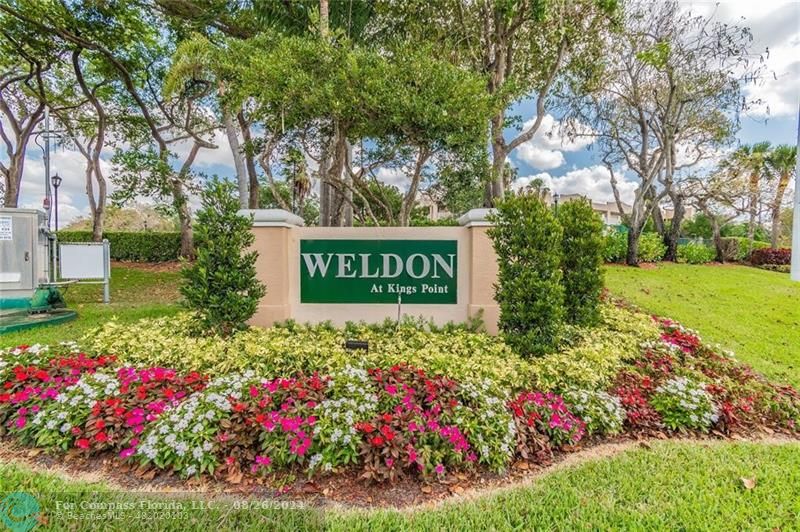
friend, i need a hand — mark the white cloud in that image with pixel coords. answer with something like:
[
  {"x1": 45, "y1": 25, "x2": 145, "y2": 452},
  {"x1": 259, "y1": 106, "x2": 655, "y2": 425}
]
[
  {"x1": 514, "y1": 165, "x2": 639, "y2": 205},
  {"x1": 169, "y1": 129, "x2": 235, "y2": 170},
  {"x1": 681, "y1": 1, "x2": 800, "y2": 118},
  {"x1": 374, "y1": 167, "x2": 407, "y2": 190},
  {"x1": 513, "y1": 114, "x2": 594, "y2": 170}
]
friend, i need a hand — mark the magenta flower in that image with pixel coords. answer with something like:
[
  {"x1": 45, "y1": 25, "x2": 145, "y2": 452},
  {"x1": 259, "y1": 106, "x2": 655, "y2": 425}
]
[{"x1": 434, "y1": 463, "x2": 445, "y2": 475}]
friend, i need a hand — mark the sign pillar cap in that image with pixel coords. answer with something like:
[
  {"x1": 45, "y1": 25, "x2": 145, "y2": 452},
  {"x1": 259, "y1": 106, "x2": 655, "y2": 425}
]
[
  {"x1": 458, "y1": 208, "x2": 496, "y2": 227},
  {"x1": 239, "y1": 209, "x2": 304, "y2": 227}
]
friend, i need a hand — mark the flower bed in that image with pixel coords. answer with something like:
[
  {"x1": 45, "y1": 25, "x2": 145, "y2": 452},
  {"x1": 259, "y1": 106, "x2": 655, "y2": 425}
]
[{"x1": 1, "y1": 310, "x2": 798, "y2": 489}]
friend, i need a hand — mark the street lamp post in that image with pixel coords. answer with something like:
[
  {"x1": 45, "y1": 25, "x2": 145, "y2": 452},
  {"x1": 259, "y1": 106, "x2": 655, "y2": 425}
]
[{"x1": 51, "y1": 173, "x2": 62, "y2": 232}]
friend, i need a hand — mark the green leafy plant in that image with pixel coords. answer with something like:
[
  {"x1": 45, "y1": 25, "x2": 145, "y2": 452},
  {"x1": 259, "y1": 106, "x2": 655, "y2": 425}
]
[
  {"x1": 180, "y1": 179, "x2": 266, "y2": 336},
  {"x1": 604, "y1": 231, "x2": 666, "y2": 263},
  {"x1": 489, "y1": 193, "x2": 565, "y2": 357},
  {"x1": 602, "y1": 230, "x2": 628, "y2": 263},
  {"x1": 558, "y1": 199, "x2": 605, "y2": 326},
  {"x1": 677, "y1": 242, "x2": 716, "y2": 264},
  {"x1": 637, "y1": 233, "x2": 667, "y2": 262},
  {"x1": 564, "y1": 389, "x2": 625, "y2": 436},
  {"x1": 650, "y1": 376, "x2": 718, "y2": 431}
]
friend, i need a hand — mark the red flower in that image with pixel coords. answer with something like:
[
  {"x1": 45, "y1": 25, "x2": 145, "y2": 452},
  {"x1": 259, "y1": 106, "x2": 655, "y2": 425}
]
[
  {"x1": 371, "y1": 435, "x2": 385, "y2": 446},
  {"x1": 95, "y1": 419, "x2": 106, "y2": 430},
  {"x1": 381, "y1": 413, "x2": 393, "y2": 423},
  {"x1": 95, "y1": 432, "x2": 109, "y2": 443},
  {"x1": 356, "y1": 422, "x2": 375, "y2": 434},
  {"x1": 75, "y1": 438, "x2": 90, "y2": 449},
  {"x1": 380, "y1": 425, "x2": 395, "y2": 441}
]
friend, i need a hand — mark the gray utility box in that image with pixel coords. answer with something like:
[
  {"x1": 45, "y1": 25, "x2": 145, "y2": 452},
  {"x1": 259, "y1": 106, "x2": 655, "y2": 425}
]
[{"x1": 0, "y1": 208, "x2": 51, "y2": 299}]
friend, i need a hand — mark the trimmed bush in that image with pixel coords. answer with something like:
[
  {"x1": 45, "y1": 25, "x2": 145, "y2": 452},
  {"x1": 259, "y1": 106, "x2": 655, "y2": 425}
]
[
  {"x1": 750, "y1": 247, "x2": 791, "y2": 266},
  {"x1": 677, "y1": 242, "x2": 716, "y2": 264},
  {"x1": 558, "y1": 199, "x2": 605, "y2": 326},
  {"x1": 603, "y1": 230, "x2": 665, "y2": 263},
  {"x1": 602, "y1": 230, "x2": 628, "y2": 263},
  {"x1": 638, "y1": 232, "x2": 667, "y2": 262},
  {"x1": 56, "y1": 231, "x2": 181, "y2": 262},
  {"x1": 489, "y1": 193, "x2": 564, "y2": 357},
  {"x1": 180, "y1": 179, "x2": 266, "y2": 336}
]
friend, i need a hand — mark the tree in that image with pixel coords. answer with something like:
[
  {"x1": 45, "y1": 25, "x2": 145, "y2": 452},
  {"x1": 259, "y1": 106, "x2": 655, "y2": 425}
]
[
  {"x1": 489, "y1": 192, "x2": 564, "y2": 357},
  {"x1": 50, "y1": 50, "x2": 117, "y2": 241},
  {"x1": 0, "y1": 1, "x2": 218, "y2": 257},
  {"x1": 0, "y1": 11, "x2": 55, "y2": 207},
  {"x1": 766, "y1": 145, "x2": 797, "y2": 248},
  {"x1": 558, "y1": 198, "x2": 604, "y2": 326},
  {"x1": 724, "y1": 142, "x2": 772, "y2": 245},
  {"x1": 181, "y1": 179, "x2": 266, "y2": 336},
  {"x1": 572, "y1": 1, "x2": 760, "y2": 265},
  {"x1": 385, "y1": 0, "x2": 617, "y2": 205},
  {"x1": 686, "y1": 171, "x2": 749, "y2": 262}
]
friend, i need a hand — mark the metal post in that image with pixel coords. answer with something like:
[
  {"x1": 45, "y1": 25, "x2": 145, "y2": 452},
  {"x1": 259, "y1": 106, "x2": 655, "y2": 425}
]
[
  {"x1": 44, "y1": 107, "x2": 52, "y2": 229},
  {"x1": 791, "y1": 101, "x2": 800, "y2": 281},
  {"x1": 102, "y1": 239, "x2": 111, "y2": 303}
]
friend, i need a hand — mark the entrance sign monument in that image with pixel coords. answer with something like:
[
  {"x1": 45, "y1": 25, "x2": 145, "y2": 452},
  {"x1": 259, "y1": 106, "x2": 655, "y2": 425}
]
[{"x1": 244, "y1": 208, "x2": 501, "y2": 333}]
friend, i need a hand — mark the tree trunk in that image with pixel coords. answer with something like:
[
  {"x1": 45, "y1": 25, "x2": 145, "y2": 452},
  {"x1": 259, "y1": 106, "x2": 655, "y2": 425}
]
[
  {"x1": 770, "y1": 172, "x2": 790, "y2": 248},
  {"x1": 626, "y1": 227, "x2": 641, "y2": 266},
  {"x1": 663, "y1": 195, "x2": 685, "y2": 262},
  {"x1": 400, "y1": 147, "x2": 430, "y2": 226},
  {"x1": 223, "y1": 110, "x2": 248, "y2": 209},
  {"x1": 747, "y1": 172, "x2": 758, "y2": 243},
  {"x1": 487, "y1": 110, "x2": 506, "y2": 206},
  {"x1": 172, "y1": 179, "x2": 194, "y2": 259},
  {"x1": 712, "y1": 218, "x2": 724, "y2": 263},
  {"x1": 2, "y1": 151, "x2": 25, "y2": 207},
  {"x1": 237, "y1": 111, "x2": 260, "y2": 209}
]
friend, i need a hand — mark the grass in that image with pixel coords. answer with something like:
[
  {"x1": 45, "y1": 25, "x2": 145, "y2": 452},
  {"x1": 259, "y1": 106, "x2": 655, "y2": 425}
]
[
  {"x1": 0, "y1": 264, "x2": 182, "y2": 348},
  {"x1": 0, "y1": 440, "x2": 797, "y2": 531},
  {"x1": 2, "y1": 262, "x2": 799, "y2": 530},
  {"x1": 606, "y1": 263, "x2": 800, "y2": 387}
]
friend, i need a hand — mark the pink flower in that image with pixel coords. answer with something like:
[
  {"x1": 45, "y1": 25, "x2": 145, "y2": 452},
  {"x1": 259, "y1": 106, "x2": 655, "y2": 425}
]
[
  {"x1": 385, "y1": 385, "x2": 397, "y2": 396},
  {"x1": 14, "y1": 416, "x2": 26, "y2": 429},
  {"x1": 435, "y1": 463, "x2": 445, "y2": 475},
  {"x1": 255, "y1": 455, "x2": 272, "y2": 467},
  {"x1": 119, "y1": 448, "x2": 136, "y2": 459},
  {"x1": 249, "y1": 385, "x2": 259, "y2": 398},
  {"x1": 386, "y1": 458, "x2": 394, "y2": 468}
]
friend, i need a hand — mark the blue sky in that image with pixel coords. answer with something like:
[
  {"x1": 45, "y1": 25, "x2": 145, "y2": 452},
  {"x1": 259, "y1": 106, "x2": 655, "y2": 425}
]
[{"x1": 10, "y1": 0, "x2": 800, "y2": 224}]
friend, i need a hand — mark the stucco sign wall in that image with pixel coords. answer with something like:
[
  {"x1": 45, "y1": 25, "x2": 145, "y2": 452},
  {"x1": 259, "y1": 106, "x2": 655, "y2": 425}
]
[{"x1": 244, "y1": 208, "x2": 500, "y2": 333}]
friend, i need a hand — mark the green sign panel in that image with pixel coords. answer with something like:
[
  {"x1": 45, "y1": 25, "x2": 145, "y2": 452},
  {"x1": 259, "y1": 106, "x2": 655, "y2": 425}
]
[{"x1": 300, "y1": 239, "x2": 457, "y2": 304}]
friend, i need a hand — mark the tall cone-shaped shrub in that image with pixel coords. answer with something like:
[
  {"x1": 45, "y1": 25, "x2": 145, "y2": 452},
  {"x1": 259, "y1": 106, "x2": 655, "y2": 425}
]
[
  {"x1": 489, "y1": 193, "x2": 564, "y2": 357},
  {"x1": 558, "y1": 198, "x2": 604, "y2": 326},
  {"x1": 181, "y1": 179, "x2": 266, "y2": 336}
]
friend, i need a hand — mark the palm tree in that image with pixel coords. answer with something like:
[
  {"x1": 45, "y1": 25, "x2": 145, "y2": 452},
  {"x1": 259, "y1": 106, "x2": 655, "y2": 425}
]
[
  {"x1": 766, "y1": 144, "x2": 797, "y2": 248},
  {"x1": 726, "y1": 142, "x2": 771, "y2": 243}
]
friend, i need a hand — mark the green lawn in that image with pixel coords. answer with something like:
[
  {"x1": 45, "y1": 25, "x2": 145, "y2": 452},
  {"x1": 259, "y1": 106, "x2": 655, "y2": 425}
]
[
  {"x1": 2, "y1": 263, "x2": 799, "y2": 531},
  {"x1": 1, "y1": 440, "x2": 797, "y2": 531},
  {"x1": 606, "y1": 263, "x2": 800, "y2": 387},
  {"x1": 0, "y1": 264, "x2": 182, "y2": 348}
]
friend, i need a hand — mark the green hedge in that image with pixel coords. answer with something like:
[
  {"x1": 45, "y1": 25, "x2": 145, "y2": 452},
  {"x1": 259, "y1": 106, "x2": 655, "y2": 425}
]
[
  {"x1": 56, "y1": 231, "x2": 182, "y2": 262},
  {"x1": 677, "y1": 242, "x2": 716, "y2": 264},
  {"x1": 603, "y1": 231, "x2": 666, "y2": 263}
]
